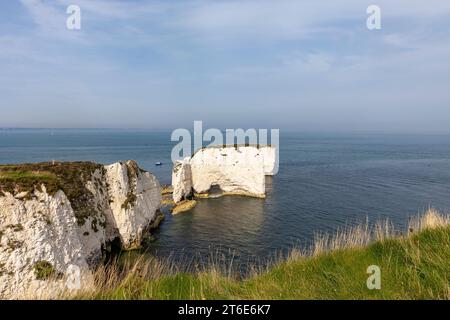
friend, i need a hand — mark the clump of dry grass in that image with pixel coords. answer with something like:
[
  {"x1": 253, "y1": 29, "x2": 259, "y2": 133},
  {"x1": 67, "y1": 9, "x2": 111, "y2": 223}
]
[
  {"x1": 304, "y1": 209, "x2": 449, "y2": 257},
  {"x1": 311, "y1": 220, "x2": 375, "y2": 256},
  {"x1": 409, "y1": 208, "x2": 450, "y2": 232},
  {"x1": 65, "y1": 255, "x2": 178, "y2": 299}
]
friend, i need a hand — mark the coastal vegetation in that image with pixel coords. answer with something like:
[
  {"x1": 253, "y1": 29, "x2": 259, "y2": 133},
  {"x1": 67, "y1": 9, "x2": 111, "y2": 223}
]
[
  {"x1": 70, "y1": 209, "x2": 449, "y2": 300},
  {"x1": 0, "y1": 162, "x2": 103, "y2": 226},
  {"x1": 0, "y1": 162, "x2": 102, "y2": 196},
  {"x1": 33, "y1": 261, "x2": 57, "y2": 280}
]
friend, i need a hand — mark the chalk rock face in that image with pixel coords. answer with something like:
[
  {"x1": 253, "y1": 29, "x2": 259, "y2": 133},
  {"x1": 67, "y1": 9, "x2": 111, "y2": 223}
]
[
  {"x1": 171, "y1": 146, "x2": 277, "y2": 203},
  {"x1": 260, "y1": 146, "x2": 277, "y2": 176},
  {"x1": 172, "y1": 158, "x2": 193, "y2": 203},
  {"x1": 190, "y1": 146, "x2": 266, "y2": 197},
  {"x1": 105, "y1": 160, "x2": 161, "y2": 250},
  {"x1": 0, "y1": 188, "x2": 93, "y2": 299},
  {"x1": 79, "y1": 167, "x2": 111, "y2": 267},
  {"x1": 0, "y1": 161, "x2": 161, "y2": 299}
]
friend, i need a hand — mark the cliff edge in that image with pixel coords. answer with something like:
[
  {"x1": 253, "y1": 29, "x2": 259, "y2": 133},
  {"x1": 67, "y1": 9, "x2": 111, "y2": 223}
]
[{"x1": 0, "y1": 160, "x2": 161, "y2": 299}]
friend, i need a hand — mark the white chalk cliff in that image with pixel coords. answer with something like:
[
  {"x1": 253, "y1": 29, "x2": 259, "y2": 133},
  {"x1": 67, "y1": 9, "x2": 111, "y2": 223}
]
[
  {"x1": 0, "y1": 160, "x2": 161, "y2": 299},
  {"x1": 260, "y1": 145, "x2": 277, "y2": 176},
  {"x1": 105, "y1": 161, "x2": 161, "y2": 249},
  {"x1": 172, "y1": 158, "x2": 193, "y2": 203},
  {"x1": 172, "y1": 145, "x2": 276, "y2": 203}
]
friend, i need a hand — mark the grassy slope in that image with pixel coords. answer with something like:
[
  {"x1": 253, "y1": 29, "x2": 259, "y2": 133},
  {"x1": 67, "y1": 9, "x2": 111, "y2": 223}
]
[
  {"x1": 0, "y1": 162, "x2": 104, "y2": 226},
  {"x1": 84, "y1": 224, "x2": 449, "y2": 300},
  {"x1": 0, "y1": 162, "x2": 102, "y2": 196}
]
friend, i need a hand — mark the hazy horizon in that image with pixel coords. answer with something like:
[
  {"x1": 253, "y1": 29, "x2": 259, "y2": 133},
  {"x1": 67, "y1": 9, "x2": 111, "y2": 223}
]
[{"x1": 1, "y1": 1, "x2": 450, "y2": 132}]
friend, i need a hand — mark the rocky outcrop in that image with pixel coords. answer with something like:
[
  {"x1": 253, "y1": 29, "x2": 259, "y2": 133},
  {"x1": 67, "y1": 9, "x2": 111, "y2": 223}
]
[
  {"x1": 0, "y1": 188, "x2": 93, "y2": 299},
  {"x1": 0, "y1": 160, "x2": 161, "y2": 299},
  {"x1": 105, "y1": 161, "x2": 161, "y2": 250},
  {"x1": 190, "y1": 146, "x2": 266, "y2": 197},
  {"x1": 171, "y1": 200, "x2": 197, "y2": 215},
  {"x1": 171, "y1": 158, "x2": 193, "y2": 203},
  {"x1": 171, "y1": 145, "x2": 277, "y2": 204}
]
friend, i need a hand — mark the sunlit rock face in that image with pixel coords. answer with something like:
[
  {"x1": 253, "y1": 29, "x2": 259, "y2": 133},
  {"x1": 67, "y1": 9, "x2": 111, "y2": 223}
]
[
  {"x1": 190, "y1": 146, "x2": 266, "y2": 197},
  {"x1": 105, "y1": 161, "x2": 161, "y2": 250},
  {"x1": 171, "y1": 158, "x2": 193, "y2": 203},
  {"x1": 0, "y1": 188, "x2": 93, "y2": 299},
  {"x1": 0, "y1": 161, "x2": 161, "y2": 299},
  {"x1": 260, "y1": 146, "x2": 277, "y2": 176},
  {"x1": 171, "y1": 145, "x2": 277, "y2": 203}
]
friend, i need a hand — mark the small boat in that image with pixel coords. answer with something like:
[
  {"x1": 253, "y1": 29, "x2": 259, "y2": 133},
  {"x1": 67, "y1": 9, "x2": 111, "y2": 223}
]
[{"x1": 155, "y1": 161, "x2": 162, "y2": 166}]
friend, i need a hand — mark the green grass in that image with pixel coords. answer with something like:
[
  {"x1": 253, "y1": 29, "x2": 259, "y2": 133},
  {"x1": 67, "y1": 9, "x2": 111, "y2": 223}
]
[
  {"x1": 0, "y1": 162, "x2": 104, "y2": 226},
  {"x1": 72, "y1": 210, "x2": 449, "y2": 300},
  {"x1": 0, "y1": 170, "x2": 56, "y2": 181},
  {"x1": 33, "y1": 261, "x2": 57, "y2": 280},
  {"x1": 0, "y1": 162, "x2": 102, "y2": 196},
  {"x1": 240, "y1": 227, "x2": 449, "y2": 300},
  {"x1": 0, "y1": 170, "x2": 58, "y2": 197}
]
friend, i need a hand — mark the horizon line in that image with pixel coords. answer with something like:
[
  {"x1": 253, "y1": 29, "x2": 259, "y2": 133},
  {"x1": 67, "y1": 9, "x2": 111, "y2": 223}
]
[{"x1": 1, "y1": 127, "x2": 450, "y2": 135}]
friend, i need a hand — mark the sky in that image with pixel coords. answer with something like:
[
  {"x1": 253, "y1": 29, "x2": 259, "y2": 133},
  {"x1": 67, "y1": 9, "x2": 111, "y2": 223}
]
[{"x1": 1, "y1": 0, "x2": 450, "y2": 132}]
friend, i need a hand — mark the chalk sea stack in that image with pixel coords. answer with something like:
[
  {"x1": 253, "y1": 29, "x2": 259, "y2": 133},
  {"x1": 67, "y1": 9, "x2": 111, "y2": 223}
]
[{"x1": 171, "y1": 145, "x2": 277, "y2": 211}]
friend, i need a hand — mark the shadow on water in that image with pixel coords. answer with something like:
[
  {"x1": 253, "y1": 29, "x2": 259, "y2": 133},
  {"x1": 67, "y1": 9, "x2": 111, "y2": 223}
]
[{"x1": 143, "y1": 195, "x2": 270, "y2": 275}]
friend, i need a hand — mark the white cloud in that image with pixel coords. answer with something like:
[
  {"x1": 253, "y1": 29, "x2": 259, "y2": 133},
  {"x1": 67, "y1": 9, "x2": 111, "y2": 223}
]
[
  {"x1": 3, "y1": 0, "x2": 450, "y2": 129},
  {"x1": 284, "y1": 53, "x2": 334, "y2": 73},
  {"x1": 56, "y1": 0, "x2": 165, "y2": 19}
]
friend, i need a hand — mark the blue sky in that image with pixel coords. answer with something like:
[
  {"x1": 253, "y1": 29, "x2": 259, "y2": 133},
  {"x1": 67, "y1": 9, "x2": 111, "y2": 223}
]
[{"x1": 1, "y1": 0, "x2": 450, "y2": 131}]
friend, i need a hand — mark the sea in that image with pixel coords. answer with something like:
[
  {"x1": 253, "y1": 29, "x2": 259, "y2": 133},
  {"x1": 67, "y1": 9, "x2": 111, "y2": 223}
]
[{"x1": 1, "y1": 129, "x2": 450, "y2": 271}]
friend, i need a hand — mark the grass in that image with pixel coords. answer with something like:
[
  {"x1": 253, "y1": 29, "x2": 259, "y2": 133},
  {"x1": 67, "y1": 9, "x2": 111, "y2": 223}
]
[
  {"x1": 0, "y1": 170, "x2": 57, "y2": 182},
  {"x1": 0, "y1": 162, "x2": 101, "y2": 195},
  {"x1": 0, "y1": 170, "x2": 57, "y2": 199},
  {"x1": 34, "y1": 261, "x2": 57, "y2": 280},
  {"x1": 68, "y1": 209, "x2": 449, "y2": 300}
]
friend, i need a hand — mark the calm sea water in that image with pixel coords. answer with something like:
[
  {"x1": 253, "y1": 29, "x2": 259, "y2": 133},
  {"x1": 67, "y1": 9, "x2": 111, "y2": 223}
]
[{"x1": 2, "y1": 129, "x2": 450, "y2": 269}]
